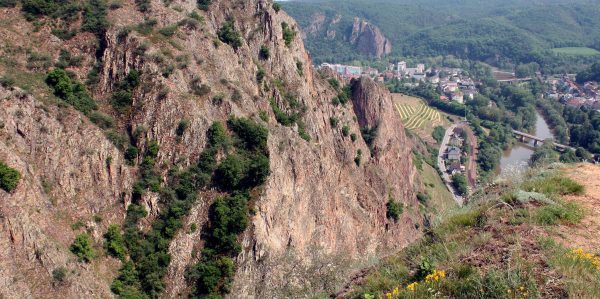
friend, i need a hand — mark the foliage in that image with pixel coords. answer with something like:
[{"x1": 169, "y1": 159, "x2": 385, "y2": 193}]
[
  {"x1": 104, "y1": 224, "x2": 126, "y2": 260},
  {"x1": 46, "y1": 68, "x2": 97, "y2": 115},
  {"x1": 535, "y1": 201, "x2": 584, "y2": 225},
  {"x1": 521, "y1": 174, "x2": 584, "y2": 197},
  {"x1": 283, "y1": 0, "x2": 600, "y2": 71},
  {"x1": 576, "y1": 62, "x2": 600, "y2": 83},
  {"x1": 0, "y1": 0, "x2": 16, "y2": 7},
  {"x1": 416, "y1": 192, "x2": 430, "y2": 205},
  {"x1": 529, "y1": 142, "x2": 560, "y2": 167},
  {"x1": 81, "y1": 0, "x2": 108, "y2": 34},
  {"x1": 281, "y1": 22, "x2": 296, "y2": 47},
  {"x1": 272, "y1": 2, "x2": 281, "y2": 12},
  {"x1": 111, "y1": 70, "x2": 140, "y2": 113},
  {"x1": 218, "y1": 20, "x2": 242, "y2": 49},
  {"x1": 342, "y1": 125, "x2": 350, "y2": 137},
  {"x1": 432, "y1": 126, "x2": 445, "y2": 144},
  {"x1": 451, "y1": 174, "x2": 468, "y2": 196},
  {"x1": 259, "y1": 45, "x2": 270, "y2": 60},
  {"x1": 112, "y1": 119, "x2": 270, "y2": 298},
  {"x1": 0, "y1": 162, "x2": 20, "y2": 192},
  {"x1": 176, "y1": 119, "x2": 189, "y2": 137},
  {"x1": 360, "y1": 125, "x2": 378, "y2": 152},
  {"x1": 197, "y1": 0, "x2": 211, "y2": 11},
  {"x1": 52, "y1": 267, "x2": 67, "y2": 283},
  {"x1": 135, "y1": 0, "x2": 150, "y2": 12},
  {"x1": 70, "y1": 233, "x2": 95, "y2": 262},
  {"x1": 386, "y1": 200, "x2": 403, "y2": 221}
]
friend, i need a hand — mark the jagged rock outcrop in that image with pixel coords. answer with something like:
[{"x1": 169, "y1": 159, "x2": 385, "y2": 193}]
[
  {"x1": 0, "y1": 0, "x2": 417, "y2": 298},
  {"x1": 349, "y1": 17, "x2": 392, "y2": 58},
  {"x1": 0, "y1": 86, "x2": 134, "y2": 298}
]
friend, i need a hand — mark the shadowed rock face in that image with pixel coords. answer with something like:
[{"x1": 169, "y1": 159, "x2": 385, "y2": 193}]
[
  {"x1": 0, "y1": 1, "x2": 417, "y2": 298},
  {"x1": 350, "y1": 18, "x2": 392, "y2": 58}
]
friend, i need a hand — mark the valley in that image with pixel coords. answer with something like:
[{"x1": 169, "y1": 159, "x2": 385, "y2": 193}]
[{"x1": 0, "y1": 0, "x2": 598, "y2": 298}]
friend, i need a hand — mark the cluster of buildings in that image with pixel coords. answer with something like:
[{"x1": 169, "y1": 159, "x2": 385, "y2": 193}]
[
  {"x1": 318, "y1": 62, "x2": 478, "y2": 105},
  {"x1": 443, "y1": 128, "x2": 467, "y2": 176},
  {"x1": 545, "y1": 75, "x2": 600, "y2": 110}
]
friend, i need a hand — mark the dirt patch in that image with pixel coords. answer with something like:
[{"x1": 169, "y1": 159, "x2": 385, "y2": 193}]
[{"x1": 555, "y1": 164, "x2": 600, "y2": 252}]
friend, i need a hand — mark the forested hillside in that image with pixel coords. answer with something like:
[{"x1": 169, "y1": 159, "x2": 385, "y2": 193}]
[{"x1": 282, "y1": 0, "x2": 600, "y2": 71}]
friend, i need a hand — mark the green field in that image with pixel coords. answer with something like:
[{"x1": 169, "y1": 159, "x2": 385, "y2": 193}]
[{"x1": 551, "y1": 47, "x2": 600, "y2": 56}]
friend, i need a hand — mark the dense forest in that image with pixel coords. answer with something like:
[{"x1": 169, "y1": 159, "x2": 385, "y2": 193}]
[{"x1": 282, "y1": 0, "x2": 600, "y2": 73}]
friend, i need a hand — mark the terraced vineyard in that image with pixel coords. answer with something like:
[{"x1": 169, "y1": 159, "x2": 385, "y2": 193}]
[{"x1": 395, "y1": 102, "x2": 441, "y2": 130}]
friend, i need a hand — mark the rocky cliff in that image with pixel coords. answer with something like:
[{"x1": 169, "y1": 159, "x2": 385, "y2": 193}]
[
  {"x1": 300, "y1": 12, "x2": 392, "y2": 59},
  {"x1": 0, "y1": 1, "x2": 418, "y2": 298},
  {"x1": 349, "y1": 18, "x2": 392, "y2": 58}
]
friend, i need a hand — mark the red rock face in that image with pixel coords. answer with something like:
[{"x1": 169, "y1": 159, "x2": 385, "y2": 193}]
[{"x1": 0, "y1": 1, "x2": 418, "y2": 297}]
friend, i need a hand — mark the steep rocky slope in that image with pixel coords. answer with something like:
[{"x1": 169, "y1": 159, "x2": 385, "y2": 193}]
[
  {"x1": 349, "y1": 18, "x2": 392, "y2": 58},
  {"x1": 0, "y1": 1, "x2": 419, "y2": 297}
]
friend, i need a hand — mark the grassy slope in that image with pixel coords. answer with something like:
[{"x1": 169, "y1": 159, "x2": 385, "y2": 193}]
[{"x1": 345, "y1": 164, "x2": 600, "y2": 298}]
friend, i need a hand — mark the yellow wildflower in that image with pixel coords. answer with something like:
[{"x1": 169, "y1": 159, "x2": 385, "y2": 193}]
[
  {"x1": 519, "y1": 286, "x2": 525, "y2": 291},
  {"x1": 392, "y1": 287, "x2": 399, "y2": 295},
  {"x1": 406, "y1": 282, "x2": 418, "y2": 292},
  {"x1": 386, "y1": 292, "x2": 392, "y2": 299},
  {"x1": 507, "y1": 289, "x2": 512, "y2": 294}
]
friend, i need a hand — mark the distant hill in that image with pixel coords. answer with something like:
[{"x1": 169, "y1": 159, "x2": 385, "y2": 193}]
[{"x1": 281, "y1": 0, "x2": 600, "y2": 69}]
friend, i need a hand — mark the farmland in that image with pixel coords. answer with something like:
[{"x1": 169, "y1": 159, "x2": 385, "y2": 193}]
[
  {"x1": 551, "y1": 47, "x2": 600, "y2": 56},
  {"x1": 393, "y1": 94, "x2": 443, "y2": 130}
]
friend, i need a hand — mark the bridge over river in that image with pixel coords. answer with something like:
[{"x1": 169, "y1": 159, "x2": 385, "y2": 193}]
[{"x1": 512, "y1": 130, "x2": 575, "y2": 151}]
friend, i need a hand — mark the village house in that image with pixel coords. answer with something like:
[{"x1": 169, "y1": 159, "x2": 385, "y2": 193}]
[{"x1": 446, "y1": 146, "x2": 461, "y2": 161}]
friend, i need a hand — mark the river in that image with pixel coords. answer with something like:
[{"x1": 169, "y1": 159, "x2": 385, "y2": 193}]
[{"x1": 498, "y1": 112, "x2": 554, "y2": 175}]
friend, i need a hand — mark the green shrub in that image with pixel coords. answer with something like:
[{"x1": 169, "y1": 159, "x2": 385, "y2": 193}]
[
  {"x1": 0, "y1": 0, "x2": 17, "y2": 8},
  {"x1": 0, "y1": 162, "x2": 21, "y2": 192},
  {"x1": 176, "y1": 119, "x2": 189, "y2": 137},
  {"x1": 417, "y1": 192, "x2": 430, "y2": 204},
  {"x1": 70, "y1": 233, "x2": 95, "y2": 262},
  {"x1": 355, "y1": 149, "x2": 362, "y2": 166},
  {"x1": 272, "y1": 2, "x2": 281, "y2": 12},
  {"x1": 82, "y1": 0, "x2": 108, "y2": 34},
  {"x1": 256, "y1": 67, "x2": 266, "y2": 83},
  {"x1": 89, "y1": 111, "x2": 114, "y2": 129},
  {"x1": 135, "y1": 18, "x2": 157, "y2": 35},
  {"x1": 52, "y1": 267, "x2": 67, "y2": 283},
  {"x1": 227, "y1": 117, "x2": 268, "y2": 152},
  {"x1": 329, "y1": 117, "x2": 338, "y2": 128},
  {"x1": 197, "y1": 0, "x2": 211, "y2": 11},
  {"x1": 218, "y1": 20, "x2": 242, "y2": 49},
  {"x1": 0, "y1": 75, "x2": 15, "y2": 87},
  {"x1": 104, "y1": 224, "x2": 126, "y2": 260},
  {"x1": 158, "y1": 24, "x2": 178, "y2": 37},
  {"x1": 432, "y1": 126, "x2": 445, "y2": 144},
  {"x1": 124, "y1": 146, "x2": 138, "y2": 164},
  {"x1": 452, "y1": 174, "x2": 468, "y2": 196},
  {"x1": 135, "y1": 0, "x2": 150, "y2": 12},
  {"x1": 350, "y1": 133, "x2": 357, "y2": 142},
  {"x1": 281, "y1": 22, "x2": 296, "y2": 47},
  {"x1": 386, "y1": 200, "x2": 403, "y2": 221},
  {"x1": 259, "y1": 110, "x2": 268, "y2": 122},
  {"x1": 342, "y1": 125, "x2": 350, "y2": 137},
  {"x1": 46, "y1": 68, "x2": 97, "y2": 115},
  {"x1": 259, "y1": 45, "x2": 270, "y2": 60}
]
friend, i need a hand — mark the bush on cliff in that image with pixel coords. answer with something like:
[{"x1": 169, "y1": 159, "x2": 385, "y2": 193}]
[{"x1": 0, "y1": 162, "x2": 20, "y2": 192}]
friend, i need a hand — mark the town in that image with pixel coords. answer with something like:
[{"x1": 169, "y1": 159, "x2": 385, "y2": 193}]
[
  {"x1": 319, "y1": 61, "x2": 479, "y2": 104},
  {"x1": 544, "y1": 74, "x2": 600, "y2": 109}
]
